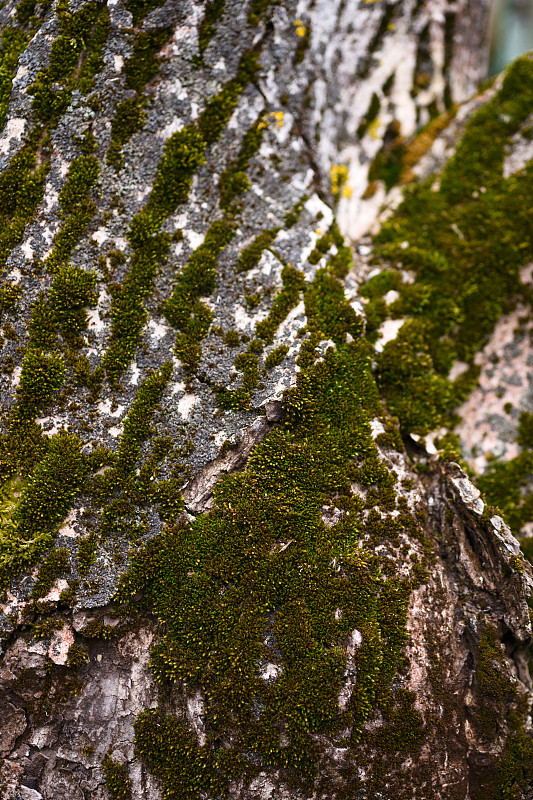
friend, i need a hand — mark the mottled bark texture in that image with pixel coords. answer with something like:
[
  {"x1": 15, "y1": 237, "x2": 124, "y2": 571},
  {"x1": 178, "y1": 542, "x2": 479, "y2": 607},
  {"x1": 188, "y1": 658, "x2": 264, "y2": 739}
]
[{"x1": 3, "y1": 1, "x2": 533, "y2": 799}]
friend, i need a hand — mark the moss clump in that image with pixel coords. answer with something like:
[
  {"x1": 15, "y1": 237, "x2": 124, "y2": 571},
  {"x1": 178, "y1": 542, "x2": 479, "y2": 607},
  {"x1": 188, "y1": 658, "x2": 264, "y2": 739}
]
[
  {"x1": 357, "y1": 92, "x2": 381, "y2": 139},
  {"x1": 364, "y1": 55, "x2": 533, "y2": 435},
  {"x1": 0, "y1": 282, "x2": 23, "y2": 315},
  {"x1": 0, "y1": 433, "x2": 86, "y2": 588},
  {"x1": 248, "y1": 0, "x2": 278, "y2": 26},
  {"x1": 198, "y1": 0, "x2": 226, "y2": 58},
  {"x1": 31, "y1": 547, "x2": 69, "y2": 599},
  {"x1": 197, "y1": 51, "x2": 260, "y2": 145},
  {"x1": 102, "y1": 753, "x2": 132, "y2": 800},
  {"x1": 125, "y1": 0, "x2": 166, "y2": 26},
  {"x1": 0, "y1": 26, "x2": 28, "y2": 132},
  {"x1": 106, "y1": 25, "x2": 172, "y2": 168},
  {"x1": 164, "y1": 218, "x2": 235, "y2": 373},
  {"x1": 236, "y1": 227, "x2": 279, "y2": 273},
  {"x1": 117, "y1": 342, "x2": 424, "y2": 794},
  {"x1": 15, "y1": 348, "x2": 65, "y2": 421},
  {"x1": 107, "y1": 97, "x2": 147, "y2": 169},
  {"x1": 48, "y1": 265, "x2": 97, "y2": 339},
  {"x1": 376, "y1": 320, "x2": 454, "y2": 436},
  {"x1": 264, "y1": 343, "x2": 289, "y2": 370},
  {"x1": 66, "y1": 642, "x2": 89, "y2": 669},
  {"x1": 219, "y1": 115, "x2": 266, "y2": 210},
  {"x1": 255, "y1": 264, "x2": 305, "y2": 343},
  {"x1": 89, "y1": 365, "x2": 176, "y2": 538},
  {"x1": 77, "y1": 534, "x2": 98, "y2": 575},
  {"x1": 304, "y1": 269, "x2": 363, "y2": 346}
]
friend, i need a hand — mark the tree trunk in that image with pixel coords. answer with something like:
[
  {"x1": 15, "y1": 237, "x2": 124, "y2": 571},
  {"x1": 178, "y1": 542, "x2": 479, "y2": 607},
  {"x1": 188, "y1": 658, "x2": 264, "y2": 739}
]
[{"x1": 3, "y1": 1, "x2": 533, "y2": 799}]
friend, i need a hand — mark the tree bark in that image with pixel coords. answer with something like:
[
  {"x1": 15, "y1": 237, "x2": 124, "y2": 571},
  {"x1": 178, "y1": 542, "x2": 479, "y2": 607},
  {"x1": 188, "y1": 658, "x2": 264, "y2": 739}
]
[{"x1": 2, "y1": 1, "x2": 533, "y2": 799}]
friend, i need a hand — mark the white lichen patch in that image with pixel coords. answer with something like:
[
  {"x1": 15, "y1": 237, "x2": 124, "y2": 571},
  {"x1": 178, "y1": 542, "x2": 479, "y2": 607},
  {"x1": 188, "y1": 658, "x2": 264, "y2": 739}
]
[
  {"x1": 177, "y1": 393, "x2": 199, "y2": 420},
  {"x1": 186, "y1": 690, "x2": 206, "y2": 746},
  {"x1": 374, "y1": 318, "x2": 406, "y2": 353},
  {"x1": 48, "y1": 624, "x2": 74, "y2": 666},
  {"x1": 35, "y1": 415, "x2": 65, "y2": 437},
  {"x1": 92, "y1": 227, "x2": 109, "y2": 246},
  {"x1": 338, "y1": 628, "x2": 363, "y2": 711},
  {"x1": 98, "y1": 399, "x2": 125, "y2": 418},
  {"x1": 58, "y1": 508, "x2": 81, "y2": 538},
  {"x1": 0, "y1": 118, "x2": 26, "y2": 155}
]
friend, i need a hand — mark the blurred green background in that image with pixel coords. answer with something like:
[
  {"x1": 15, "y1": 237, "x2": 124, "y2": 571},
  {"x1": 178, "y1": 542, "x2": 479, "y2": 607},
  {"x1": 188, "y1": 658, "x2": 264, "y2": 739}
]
[{"x1": 490, "y1": 0, "x2": 533, "y2": 74}]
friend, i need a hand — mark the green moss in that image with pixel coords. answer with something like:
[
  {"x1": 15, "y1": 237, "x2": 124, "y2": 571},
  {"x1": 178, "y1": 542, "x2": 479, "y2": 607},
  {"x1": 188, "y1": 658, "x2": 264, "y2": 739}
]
[
  {"x1": 66, "y1": 642, "x2": 89, "y2": 669},
  {"x1": 103, "y1": 753, "x2": 133, "y2": 800},
  {"x1": 236, "y1": 227, "x2": 279, "y2": 273},
  {"x1": 364, "y1": 55, "x2": 533, "y2": 435},
  {"x1": 255, "y1": 264, "x2": 305, "y2": 343},
  {"x1": 125, "y1": 0, "x2": 166, "y2": 26},
  {"x1": 117, "y1": 342, "x2": 424, "y2": 793},
  {"x1": 248, "y1": 0, "x2": 278, "y2": 26},
  {"x1": 125, "y1": 26, "x2": 172, "y2": 93},
  {"x1": 198, "y1": 0, "x2": 226, "y2": 58},
  {"x1": 304, "y1": 268, "x2": 363, "y2": 346},
  {"x1": 106, "y1": 22, "x2": 172, "y2": 169},
  {"x1": 294, "y1": 19, "x2": 311, "y2": 65},
  {"x1": 31, "y1": 547, "x2": 68, "y2": 599},
  {"x1": 0, "y1": 282, "x2": 22, "y2": 316},
  {"x1": 0, "y1": 132, "x2": 47, "y2": 269},
  {"x1": 77, "y1": 534, "x2": 98, "y2": 575},
  {"x1": 197, "y1": 51, "x2": 259, "y2": 145},
  {"x1": 15, "y1": 348, "x2": 65, "y2": 421},
  {"x1": 107, "y1": 97, "x2": 147, "y2": 169},
  {"x1": 48, "y1": 265, "x2": 97, "y2": 338},
  {"x1": 0, "y1": 26, "x2": 28, "y2": 132},
  {"x1": 264, "y1": 343, "x2": 289, "y2": 370},
  {"x1": 29, "y1": 1, "x2": 110, "y2": 119},
  {"x1": 89, "y1": 365, "x2": 174, "y2": 537},
  {"x1": 376, "y1": 320, "x2": 454, "y2": 435},
  {"x1": 164, "y1": 218, "x2": 235, "y2": 373},
  {"x1": 0, "y1": 432, "x2": 86, "y2": 588},
  {"x1": 357, "y1": 3, "x2": 396, "y2": 80},
  {"x1": 219, "y1": 115, "x2": 265, "y2": 210},
  {"x1": 105, "y1": 45, "x2": 264, "y2": 379}
]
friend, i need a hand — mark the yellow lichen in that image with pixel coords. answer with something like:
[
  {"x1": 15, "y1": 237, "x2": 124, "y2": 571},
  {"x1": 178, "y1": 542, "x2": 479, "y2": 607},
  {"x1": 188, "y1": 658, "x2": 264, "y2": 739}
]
[
  {"x1": 330, "y1": 164, "x2": 350, "y2": 200},
  {"x1": 293, "y1": 19, "x2": 307, "y2": 37}
]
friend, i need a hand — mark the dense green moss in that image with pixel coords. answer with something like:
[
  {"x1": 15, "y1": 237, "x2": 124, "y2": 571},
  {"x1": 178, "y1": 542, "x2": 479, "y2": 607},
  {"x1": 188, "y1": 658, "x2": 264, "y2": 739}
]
[
  {"x1": 236, "y1": 227, "x2": 279, "y2": 273},
  {"x1": 31, "y1": 547, "x2": 68, "y2": 599},
  {"x1": 304, "y1": 268, "x2": 363, "y2": 346},
  {"x1": 15, "y1": 348, "x2": 65, "y2": 420},
  {"x1": 363, "y1": 55, "x2": 533, "y2": 435},
  {"x1": 46, "y1": 152, "x2": 100, "y2": 272},
  {"x1": 164, "y1": 218, "x2": 235, "y2": 373},
  {"x1": 117, "y1": 342, "x2": 425, "y2": 795},
  {"x1": 0, "y1": 432, "x2": 86, "y2": 588},
  {"x1": 103, "y1": 753, "x2": 133, "y2": 800}
]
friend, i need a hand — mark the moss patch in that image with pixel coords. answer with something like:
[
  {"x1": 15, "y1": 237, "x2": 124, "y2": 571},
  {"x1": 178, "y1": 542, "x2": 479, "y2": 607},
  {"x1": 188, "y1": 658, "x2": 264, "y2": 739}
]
[
  {"x1": 117, "y1": 341, "x2": 425, "y2": 795},
  {"x1": 363, "y1": 55, "x2": 533, "y2": 435}
]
